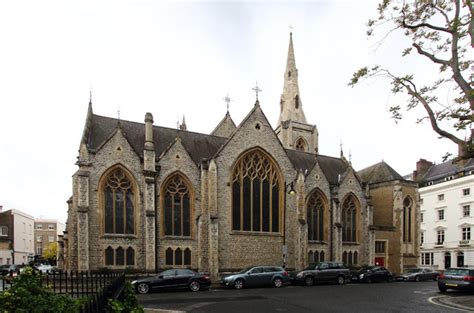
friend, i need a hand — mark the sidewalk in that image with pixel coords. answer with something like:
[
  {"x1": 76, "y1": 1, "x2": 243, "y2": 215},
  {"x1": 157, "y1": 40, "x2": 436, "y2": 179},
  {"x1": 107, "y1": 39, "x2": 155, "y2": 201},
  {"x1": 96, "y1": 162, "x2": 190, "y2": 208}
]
[{"x1": 438, "y1": 295, "x2": 474, "y2": 311}]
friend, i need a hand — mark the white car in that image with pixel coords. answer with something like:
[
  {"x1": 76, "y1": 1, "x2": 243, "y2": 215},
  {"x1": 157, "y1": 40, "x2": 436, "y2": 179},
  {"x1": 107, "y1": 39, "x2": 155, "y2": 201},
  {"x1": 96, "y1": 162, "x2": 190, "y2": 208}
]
[{"x1": 35, "y1": 264, "x2": 53, "y2": 273}]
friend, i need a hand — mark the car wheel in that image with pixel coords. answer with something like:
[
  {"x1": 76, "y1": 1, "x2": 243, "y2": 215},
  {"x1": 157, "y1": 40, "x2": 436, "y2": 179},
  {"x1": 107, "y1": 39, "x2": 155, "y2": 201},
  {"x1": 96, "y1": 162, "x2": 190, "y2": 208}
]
[
  {"x1": 273, "y1": 277, "x2": 283, "y2": 288},
  {"x1": 304, "y1": 276, "x2": 314, "y2": 286},
  {"x1": 415, "y1": 275, "x2": 420, "y2": 282},
  {"x1": 336, "y1": 276, "x2": 345, "y2": 285},
  {"x1": 438, "y1": 285, "x2": 447, "y2": 293},
  {"x1": 365, "y1": 277, "x2": 372, "y2": 284},
  {"x1": 387, "y1": 276, "x2": 394, "y2": 283},
  {"x1": 136, "y1": 282, "x2": 150, "y2": 294},
  {"x1": 189, "y1": 281, "x2": 201, "y2": 292},
  {"x1": 234, "y1": 279, "x2": 245, "y2": 289}
]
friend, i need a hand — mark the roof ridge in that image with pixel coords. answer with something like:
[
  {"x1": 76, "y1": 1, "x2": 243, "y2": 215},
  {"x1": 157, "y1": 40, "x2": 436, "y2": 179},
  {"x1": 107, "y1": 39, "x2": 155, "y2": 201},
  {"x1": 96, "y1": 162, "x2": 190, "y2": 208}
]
[{"x1": 93, "y1": 114, "x2": 228, "y2": 139}]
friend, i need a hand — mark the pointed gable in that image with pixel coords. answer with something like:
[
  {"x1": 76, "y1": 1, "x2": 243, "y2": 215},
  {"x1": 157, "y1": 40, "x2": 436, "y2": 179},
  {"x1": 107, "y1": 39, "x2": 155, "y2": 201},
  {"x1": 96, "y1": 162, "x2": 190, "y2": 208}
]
[
  {"x1": 358, "y1": 161, "x2": 406, "y2": 185},
  {"x1": 211, "y1": 112, "x2": 237, "y2": 138},
  {"x1": 285, "y1": 149, "x2": 348, "y2": 185}
]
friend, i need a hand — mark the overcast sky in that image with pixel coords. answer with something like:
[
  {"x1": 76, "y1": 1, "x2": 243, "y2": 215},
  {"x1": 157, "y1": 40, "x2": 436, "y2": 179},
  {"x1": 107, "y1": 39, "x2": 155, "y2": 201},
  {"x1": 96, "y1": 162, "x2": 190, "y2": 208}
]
[{"x1": 0, "y1": 0, "x2": 463, "y2": 223}]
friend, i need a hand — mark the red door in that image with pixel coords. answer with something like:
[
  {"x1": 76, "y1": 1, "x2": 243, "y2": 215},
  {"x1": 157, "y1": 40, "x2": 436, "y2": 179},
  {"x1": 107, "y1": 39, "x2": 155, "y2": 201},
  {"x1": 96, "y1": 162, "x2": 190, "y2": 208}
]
[{"x1": 374, "y1": 257, "x2": 385, "y2": 266}]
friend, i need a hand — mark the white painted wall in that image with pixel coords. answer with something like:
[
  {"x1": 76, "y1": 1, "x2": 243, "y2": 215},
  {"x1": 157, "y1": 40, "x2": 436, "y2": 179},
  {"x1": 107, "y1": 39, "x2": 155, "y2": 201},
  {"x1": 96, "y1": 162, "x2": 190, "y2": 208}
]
[
  {"x1": 420, "y1": 175, "x2": 474, "y2": 269},
  {"x1": 12, "y1": 209, "x2": 35, "y2": 264}
]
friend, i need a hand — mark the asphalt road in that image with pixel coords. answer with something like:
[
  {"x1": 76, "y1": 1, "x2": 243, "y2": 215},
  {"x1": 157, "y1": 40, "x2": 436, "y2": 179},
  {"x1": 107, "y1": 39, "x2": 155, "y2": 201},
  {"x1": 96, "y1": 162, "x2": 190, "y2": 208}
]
[{"x1": 137, "y1": 281, "x2": 462, "y2": 313}]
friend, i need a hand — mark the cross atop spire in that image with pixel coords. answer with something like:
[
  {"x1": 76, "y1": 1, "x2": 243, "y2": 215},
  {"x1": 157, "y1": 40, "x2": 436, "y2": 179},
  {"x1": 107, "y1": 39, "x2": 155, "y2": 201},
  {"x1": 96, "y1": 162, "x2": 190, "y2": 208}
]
[
  {"x1": 252, "y1": 81, "x2": 262, "y2": 100},
  {"x1": 223, "y1": 94, "x2": 232, "y2": 113},
  {"x1": 252, "y1": 81, "x2": 262, "y2": 106}
]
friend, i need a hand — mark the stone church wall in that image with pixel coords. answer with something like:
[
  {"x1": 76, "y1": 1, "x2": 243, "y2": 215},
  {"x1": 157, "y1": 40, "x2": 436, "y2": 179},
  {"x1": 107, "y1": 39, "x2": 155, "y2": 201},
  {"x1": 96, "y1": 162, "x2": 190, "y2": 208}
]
[
  {"x1": 214, "y1": 107, "x2": 299, "y2": 271},
  {"x1": 154, "y1": 139, "x2": 201, "y2": 270},
  {"x1": 85, "y1": 129, "x2": 146, "y2": 270}
]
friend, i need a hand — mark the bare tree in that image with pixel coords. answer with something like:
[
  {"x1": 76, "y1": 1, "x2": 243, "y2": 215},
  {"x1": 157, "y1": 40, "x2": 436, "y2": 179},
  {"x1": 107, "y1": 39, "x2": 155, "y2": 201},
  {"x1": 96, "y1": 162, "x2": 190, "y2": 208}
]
[{"x1": 350, "y1": 0, "x2": 473, "y2": 159}]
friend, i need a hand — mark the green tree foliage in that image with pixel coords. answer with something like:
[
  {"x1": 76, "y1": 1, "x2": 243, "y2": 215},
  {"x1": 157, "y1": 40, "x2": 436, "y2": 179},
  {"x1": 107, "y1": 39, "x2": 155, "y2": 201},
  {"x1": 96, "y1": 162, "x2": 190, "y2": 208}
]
[
  {"x1": 350, "y1": 0, "x2": 473, "y2": 158},
  {"x1": 107, "y1": 282, "x2": 144, "y2": 313},
  {"x1": 43, "y1": 242, "x2": 58, "y2": 262},
  {"x1": 0, "y1": 267, "x2": 80, "y2": 312}
]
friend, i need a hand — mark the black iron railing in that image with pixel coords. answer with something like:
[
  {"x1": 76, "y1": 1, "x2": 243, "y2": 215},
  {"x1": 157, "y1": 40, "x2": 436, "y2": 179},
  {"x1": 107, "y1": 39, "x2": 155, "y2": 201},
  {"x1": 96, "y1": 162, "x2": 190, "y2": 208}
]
[{"x1": 1, "y1": 270, "x2": 125, "y2": 313}]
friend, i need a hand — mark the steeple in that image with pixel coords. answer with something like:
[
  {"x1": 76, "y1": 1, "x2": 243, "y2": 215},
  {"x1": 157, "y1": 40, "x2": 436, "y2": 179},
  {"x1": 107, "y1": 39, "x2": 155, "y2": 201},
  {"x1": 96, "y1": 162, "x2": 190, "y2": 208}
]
[
  {"x1": 179, "y1": 115, "x2": 187, "y2": 131},
  {"x1": 277, "y1": 32, "x2": 307, "y2": 126},
  {"x1": 275, "y1": 32, "x2": 318, "y2": 154}
]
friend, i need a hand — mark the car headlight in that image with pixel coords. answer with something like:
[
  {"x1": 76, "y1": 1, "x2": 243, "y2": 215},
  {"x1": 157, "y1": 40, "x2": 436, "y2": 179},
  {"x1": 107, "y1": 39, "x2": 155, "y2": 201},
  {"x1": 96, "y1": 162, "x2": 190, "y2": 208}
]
[
  {"x1": 359, "y1": 274, "x2": 364, "y2": 279},
  {"x1": 131, "y1": 280, "x2": 137, "y2": 285},
  {"x1": 296, "y1": 273, "x2": 303, "y2": 278}
]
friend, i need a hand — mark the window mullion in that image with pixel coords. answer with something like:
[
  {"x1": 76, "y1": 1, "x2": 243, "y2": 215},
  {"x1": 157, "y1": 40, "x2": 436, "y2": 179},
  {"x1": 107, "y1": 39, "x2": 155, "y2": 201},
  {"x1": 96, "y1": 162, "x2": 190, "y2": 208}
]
[
  {"x1": 250, "y1": 178, "x2": 254, "y2": 231},
  {"x1": 181, "y1": 195, "x2": 184, "y2": 236},
  {"x1": 240, "y1": 176, "x2": 243, "y2": 231},
  {"x1": 260, "y1": 180, "x2": 263, "y2": 232}
]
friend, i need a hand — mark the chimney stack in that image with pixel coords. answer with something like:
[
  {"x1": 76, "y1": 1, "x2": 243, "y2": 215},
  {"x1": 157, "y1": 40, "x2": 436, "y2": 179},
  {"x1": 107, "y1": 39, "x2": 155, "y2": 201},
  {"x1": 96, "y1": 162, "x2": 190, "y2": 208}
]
[{"x1": 413, "y1": 159, "x2": 433, "y2": 181}]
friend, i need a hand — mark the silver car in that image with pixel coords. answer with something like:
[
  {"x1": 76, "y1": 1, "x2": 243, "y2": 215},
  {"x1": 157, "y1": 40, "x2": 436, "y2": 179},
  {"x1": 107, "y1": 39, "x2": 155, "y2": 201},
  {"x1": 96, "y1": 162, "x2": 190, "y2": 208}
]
[
  {"x1": 220, "y1": 266, "x2": 290, "y2": 289},
  {"x1": 397, "y1": 268, "x2": 439, "y2": 282}
]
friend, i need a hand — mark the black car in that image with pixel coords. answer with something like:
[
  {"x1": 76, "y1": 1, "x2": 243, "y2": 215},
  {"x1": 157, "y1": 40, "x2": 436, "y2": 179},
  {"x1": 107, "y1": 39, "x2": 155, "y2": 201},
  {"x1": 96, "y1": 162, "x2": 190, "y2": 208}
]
[
  {"x1": 0, "y1": 264, "x2": 19, "y2": 276},
  {"x1": 438, "y1": 267, "x2": 474, "y2": 292},
  {"x1": 354, "y1": 266, "x2": 393, "y2": 283},
  {"x1": 292, "y1": 262, "x2": 351, "y2": 286},
  {"x1": 132, "y1": 268, "x2": 211, "y2": 294}
]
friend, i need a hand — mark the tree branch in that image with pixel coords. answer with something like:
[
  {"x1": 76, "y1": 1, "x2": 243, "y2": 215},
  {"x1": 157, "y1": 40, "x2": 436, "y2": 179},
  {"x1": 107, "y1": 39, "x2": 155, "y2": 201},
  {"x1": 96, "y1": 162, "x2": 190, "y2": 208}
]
[
  {"x1": 412, "y1": 43, "x2": 450, "y2": 66},
  {"x1": 398, "y1": 77, "x2": 465, "y2": 146}
]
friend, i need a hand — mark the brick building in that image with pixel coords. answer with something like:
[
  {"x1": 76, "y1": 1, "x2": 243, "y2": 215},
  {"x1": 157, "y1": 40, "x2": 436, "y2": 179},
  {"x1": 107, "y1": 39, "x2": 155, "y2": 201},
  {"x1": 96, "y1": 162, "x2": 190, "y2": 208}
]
[
  {"x1": 34, "y1": 219, "x2": 65, "y2": 259},
  {"x1": 63, "y1": 33, "x2": 413, "y2": 278}
]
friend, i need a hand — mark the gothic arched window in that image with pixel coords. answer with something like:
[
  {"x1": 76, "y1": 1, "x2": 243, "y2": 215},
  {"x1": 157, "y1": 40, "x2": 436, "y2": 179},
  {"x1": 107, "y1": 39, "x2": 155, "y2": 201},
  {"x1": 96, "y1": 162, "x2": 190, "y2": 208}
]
[
  {"x1": 403, "y1": 196, "x2": 413, "y2": 242},
  {"x1": 126, "y1": 247, "x2": 135, "y2": 266},
  {"x1": 231, "y1": 149, "x2": 282, "y2": 233},
  {"x1": 102, "y1": 167, "x2": 136, "y2": 235},
  {"x1": 342, "y1": 195, "x2": 358, "y2": 242},
  {"x1": 294, "y1": 95, "x2": 300, "y2": 109},
  {"x1": 162, "y1": 174, "x2": 192, "y2": 237},
  {"x1": 165, "y1": 248, "x2": 173, "y2": 265},
  {"x1": 307, "y1": 190, "x2": 327, "y2": 241},
  {"x1": 105, "y1": 246, "x2": 114, "y2": 266},
  {"x1": 116, "y1": 247, "x2": 124, "y2": 266},
  {"x1": 295, "y1": 137, "x2": 307, "y2": 152}
]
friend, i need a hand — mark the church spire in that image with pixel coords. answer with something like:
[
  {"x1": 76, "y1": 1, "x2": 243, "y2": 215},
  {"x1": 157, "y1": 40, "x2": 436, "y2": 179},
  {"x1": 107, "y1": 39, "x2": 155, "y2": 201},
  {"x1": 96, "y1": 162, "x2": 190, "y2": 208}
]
[{"x1": 277, "y1": 32, "x2": 307, "y2": 126}]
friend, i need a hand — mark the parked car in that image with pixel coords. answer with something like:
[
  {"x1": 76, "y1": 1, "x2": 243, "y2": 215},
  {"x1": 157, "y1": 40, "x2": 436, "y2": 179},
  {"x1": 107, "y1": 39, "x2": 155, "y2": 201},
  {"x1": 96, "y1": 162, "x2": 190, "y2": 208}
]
[
  {"x1": 397, "y1": 268, "x2": 439, "y2": 282},
  {"x1": 438, "y1": 267, "x2": 474, "y2": 292},
  {"x1": 354, "y1": 266, "x2": 393, "y2": 283},
  {"x1": 292, "y1": 262, "x2": 351, "y2": 286},
  {"x1": 34, "y1": 264, "x2": 53, "y2": 273},
  {"x1": 132, "y1": 268, "x2": 211, "y2": 294},
  {"x1": 0, "y1": 264, "x2": 19, "y2": 276},
  {"x1": 220, "y1": 265, "x2": 290, "y2": 289}
]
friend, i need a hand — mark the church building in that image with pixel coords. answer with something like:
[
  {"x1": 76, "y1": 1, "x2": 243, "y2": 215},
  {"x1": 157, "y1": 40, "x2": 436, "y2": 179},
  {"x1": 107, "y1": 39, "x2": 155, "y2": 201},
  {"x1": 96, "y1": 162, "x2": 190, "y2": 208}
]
[{"x1": 62, "y1": 33, "x2": 418, "y2": 278}]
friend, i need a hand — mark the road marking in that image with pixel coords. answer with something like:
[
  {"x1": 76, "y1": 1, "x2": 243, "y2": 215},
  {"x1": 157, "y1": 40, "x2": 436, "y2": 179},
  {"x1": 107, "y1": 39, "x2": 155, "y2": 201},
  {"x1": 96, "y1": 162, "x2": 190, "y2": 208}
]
[{"x1": 428, "y1": 296, "x2": 473, "y2": 312}]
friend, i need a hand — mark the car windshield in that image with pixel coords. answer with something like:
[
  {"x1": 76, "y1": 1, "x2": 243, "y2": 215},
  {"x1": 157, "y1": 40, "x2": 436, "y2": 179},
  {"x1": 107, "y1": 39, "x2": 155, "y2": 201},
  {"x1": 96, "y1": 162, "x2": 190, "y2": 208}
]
[
  {"x1": 445, "y1": 269, "x2": 469, "y2": 276},
  {"x1": 239, "y1": 267, "x2": 253, "y2": 274},
  {"x1": 406, "y1": 269, "x2": 421, "y2": 273},
  {"x1": 303, "y1": 264, "x2": 316, "y2": 270}
]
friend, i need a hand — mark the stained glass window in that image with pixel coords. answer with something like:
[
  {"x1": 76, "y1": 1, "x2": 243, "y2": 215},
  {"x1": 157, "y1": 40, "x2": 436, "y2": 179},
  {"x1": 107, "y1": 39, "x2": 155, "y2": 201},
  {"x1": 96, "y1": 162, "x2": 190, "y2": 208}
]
[
  {"x1": 103, "y1": 168, "x2": 135, "y2": 234},
  {"x1": 231, "y1": 150, "x2": 281, "y2": 233}
]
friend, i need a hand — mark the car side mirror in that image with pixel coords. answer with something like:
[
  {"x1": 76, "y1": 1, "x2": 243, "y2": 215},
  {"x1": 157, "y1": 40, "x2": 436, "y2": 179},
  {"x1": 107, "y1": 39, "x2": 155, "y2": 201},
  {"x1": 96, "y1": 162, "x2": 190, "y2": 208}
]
[{"x1": 158, "y1": 275, "x2": 164, "y2": 279}]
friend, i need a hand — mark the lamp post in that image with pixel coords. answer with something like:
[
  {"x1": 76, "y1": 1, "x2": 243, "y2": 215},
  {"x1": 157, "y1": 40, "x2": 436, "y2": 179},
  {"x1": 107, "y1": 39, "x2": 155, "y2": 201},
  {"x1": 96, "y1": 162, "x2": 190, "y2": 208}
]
[{"x1": 283, "y1": 181, "x2": 297, "y2": 268}]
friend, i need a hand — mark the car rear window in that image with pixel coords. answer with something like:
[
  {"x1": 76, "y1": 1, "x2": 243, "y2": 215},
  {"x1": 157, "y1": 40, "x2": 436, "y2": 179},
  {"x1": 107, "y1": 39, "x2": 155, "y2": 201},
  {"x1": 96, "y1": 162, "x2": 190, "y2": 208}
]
[{"x1": 445, "y1": 269, "x2": 470, "y2": 276}]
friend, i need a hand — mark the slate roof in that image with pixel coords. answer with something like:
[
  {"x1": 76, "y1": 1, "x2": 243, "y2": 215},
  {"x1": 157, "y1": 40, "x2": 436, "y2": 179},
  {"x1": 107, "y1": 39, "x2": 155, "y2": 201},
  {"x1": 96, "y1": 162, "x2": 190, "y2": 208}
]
[
  {"x1": 357, "y1": 161, "x2": 406, "y2": 185},
  {"x1": 88, "y1": 114, "x2": 227, "y2": 165},
  {"x1": 422, "y1": 158, "x2": 474, "y2": 182},
  {"x1": 87, "y1": 114, "x2": 350, "y2": 182},
  {"x1": 285, "y1": 150, "x2": 348, "y2": 185}
]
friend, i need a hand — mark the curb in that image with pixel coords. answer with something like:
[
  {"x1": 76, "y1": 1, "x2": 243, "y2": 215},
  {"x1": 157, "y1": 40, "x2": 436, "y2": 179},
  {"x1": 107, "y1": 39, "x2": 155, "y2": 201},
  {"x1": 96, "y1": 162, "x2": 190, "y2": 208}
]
[{"x1": 429, "y1": 295, "x2": 474, "y2": 312}]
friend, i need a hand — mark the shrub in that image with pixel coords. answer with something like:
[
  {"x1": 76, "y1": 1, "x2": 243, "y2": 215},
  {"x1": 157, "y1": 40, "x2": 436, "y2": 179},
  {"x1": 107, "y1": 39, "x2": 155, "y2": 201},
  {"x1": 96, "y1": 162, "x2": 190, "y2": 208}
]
[
  {"x1": 107, "y1": 282, "x2": 144, "y2": 313},
  {"x1": 0, "y1": 267, "x2": 80, "y2": 312}
]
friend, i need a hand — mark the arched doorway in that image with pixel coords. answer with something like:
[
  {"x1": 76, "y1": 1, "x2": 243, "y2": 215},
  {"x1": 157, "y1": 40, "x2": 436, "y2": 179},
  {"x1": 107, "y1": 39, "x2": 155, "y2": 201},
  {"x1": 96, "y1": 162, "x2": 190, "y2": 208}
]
[{"x1": 444, "y1": 252, "x2": 451, "y2": 269}]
